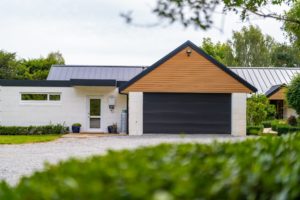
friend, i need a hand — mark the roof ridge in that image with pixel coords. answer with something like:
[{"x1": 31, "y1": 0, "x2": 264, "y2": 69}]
[
  {"x1": 229, "y1": 67, "x2": 300, "y2": 70},
  {"x1": 52, "y1": 65, "x2": 147, "y2": 68}
]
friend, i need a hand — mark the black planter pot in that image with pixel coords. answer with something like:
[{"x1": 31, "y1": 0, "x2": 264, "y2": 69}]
[
  {"x1": 72, "y1": 126, "x2": 81, "y2": 133},
  {"x1": 108, "y1": 126, "x2": 113, "y2": 133},
  {"x1": 108, "y1": 126, "x2": 117, "y2": 133}
]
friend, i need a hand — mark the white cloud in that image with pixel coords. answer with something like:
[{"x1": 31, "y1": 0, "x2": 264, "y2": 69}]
[{"x1": 0, "y1": 0, "x2": 288, "y2": 65}]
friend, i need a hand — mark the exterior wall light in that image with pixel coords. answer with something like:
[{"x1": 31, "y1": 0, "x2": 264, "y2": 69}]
[
  {"x1": 108, "y1": 96, "x2": 116, "y2": 111},
  {"x1": 186, "y1": 48, "x2": 192, "y2": 57}
]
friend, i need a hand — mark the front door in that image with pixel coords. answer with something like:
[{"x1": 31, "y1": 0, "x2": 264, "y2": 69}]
[{"x1": 88, "y1": 97, "x2": 101, "y2": 131}]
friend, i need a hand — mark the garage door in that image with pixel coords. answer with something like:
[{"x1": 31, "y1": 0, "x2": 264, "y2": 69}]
[{"x1": 143, "y1": 93, "x2": 231, "y2": 134}]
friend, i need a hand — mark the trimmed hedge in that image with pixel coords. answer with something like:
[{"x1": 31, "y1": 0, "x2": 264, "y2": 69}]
[
  {"x1": 0, "y1": 124, "x2": 68, "y2": 135},
  {"x1": 262, "y1": 120, "x2": 272, "y2": 128},
  {"x1": 3, "y1": 134, "x2": 300, "y2": 199},
  {"x1": 277, "y1": 124, "x2": 290, "y2": 135},
  {"x1": 271, "y1": 120, "x2": 287, "y2": 131},
  {"x1": 246, "y1": 125, "x2": 263, "y2": 135}
]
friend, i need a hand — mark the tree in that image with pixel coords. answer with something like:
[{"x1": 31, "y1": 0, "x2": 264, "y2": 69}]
[
  {"x1": 271, "y1": 43, "x2": 300, "y2": 67},
  {"x1": 0, "y1": 50, "x2": 19, "y2": 79},
  {"x1": 15, "y1": 52, "x2": 65, "y2": 80},
  {"x1": 201, "y1": 25, "x2": 300, "y2": 67},
  {"x1": 201, "y1": 38, "x2": 236, "y2": 66},
  {"x1": 247, "y1": 94, "x2": 276, "y2": 125},
  {"x1": 123, "y1": 0, "x2": 300, "y2": 30},
  {"x1": 231, "y1": 26, "x2": 273, "y2": 67},
  {"x1": 286, "y1": 74, "x2": 300, "y2": 115},
  {"x1": 284, "y1": 1, "x2": 300, "y2": 47}
]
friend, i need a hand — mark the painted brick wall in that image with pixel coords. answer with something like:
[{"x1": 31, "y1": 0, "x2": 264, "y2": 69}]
[{"x1": 0, "y1": 86, "x2": 127, "y2": 132}]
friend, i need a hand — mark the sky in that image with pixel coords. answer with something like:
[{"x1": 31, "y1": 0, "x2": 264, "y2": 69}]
[{"x1": 0, "y1": 0, "x2": 289, "y2": 66}]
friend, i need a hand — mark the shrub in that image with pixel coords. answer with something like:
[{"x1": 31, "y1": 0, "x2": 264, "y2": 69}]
[
  {"x1": 0, "y1": 124, "x2": 68, "y2": 135},
  {"x1": 288, "y1": 115, "x2": 298, "y2": 126},
  {"x1": 72, "y1": 123, "x2": 81, "y2": 127},
  {"x1": 271, "y1": 120, "x2": 279, "y2": 131},
  {"x1": 271, "y1": 120, "x2": 287, "y2": 131},
  {"x1": 277, "y1": 124, "x2": 291, "y2": 135},
  {"x1": 262, "y1": 121, "x2": 272, "y2": 128},
  {"x1": 289, "y1": 126, "x2": 300, "y2": 133},
  {"x1": 246, "y1": 125, "x2": 263, "y2": 135},
  {"x1": 247, "y1": 94, "x2": 276, "y2": 125},
  {"x1": 3, "y1": 134, "x2": 300, "y2": 199},
  {"x1": 287, "y1": 74, "x2": 300, "y2": 115}
]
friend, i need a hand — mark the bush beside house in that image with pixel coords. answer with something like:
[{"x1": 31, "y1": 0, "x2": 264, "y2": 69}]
[
  {"x1": 247, "y1": 94, "x2": 276, "y2": 126},
  {"x1": 0, "y1": 124, "x2": 68, "y2": 135},
  {"x1": 287, "y1": 74, "x2": 300, "y2": 115}
]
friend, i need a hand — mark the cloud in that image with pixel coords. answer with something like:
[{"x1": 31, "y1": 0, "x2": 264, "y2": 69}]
[{"x1": 0, "y1": 0, "x2": 287, "y2": 65}]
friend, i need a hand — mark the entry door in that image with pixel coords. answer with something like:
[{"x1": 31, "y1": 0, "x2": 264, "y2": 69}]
[{"x1": 88, "y1": 97, "x2": 101, "y2": 131}]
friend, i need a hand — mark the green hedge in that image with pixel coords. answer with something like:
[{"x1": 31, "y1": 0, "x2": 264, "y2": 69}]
[
  {"x1": 0, "y1": 124, "x2": 68, "y2": 135},
  {"x1": 3, "y1": 134, "x2": 300, "y2": 199},
  {"x1": 246, "y1": 125, "x2": 263, "y2": 135},
  {"x1": 277, "y1": 124, "x2": 290, "y2": 135},
  {"x1": 262, "y1": 120, "x2": 272, "y2": 128}
]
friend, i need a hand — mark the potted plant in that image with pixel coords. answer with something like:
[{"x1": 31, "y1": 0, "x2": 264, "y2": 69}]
[
  {"x1": 72, "y1": 123, "x2": 81, "y2": 133},
  {"x1": 108, "y1": 123, "x2": 118, "y2": 133}
]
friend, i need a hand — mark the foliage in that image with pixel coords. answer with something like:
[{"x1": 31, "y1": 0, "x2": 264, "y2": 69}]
[
  {"x1": 201, "y1": 37, "x2": 236, "y2": 66},
  {"x1": 0, "y1": 50, "x2": 19, "y2": 79},
  {"x1": 232, "y1": 26, "x2": 273, "y2": 67},
  {"x1": 246, "y1": 125, "x2": 263, "y2": 135},
  {"x1": 3, "y1": 133, "x2": 300, "y2": 199},
  {"x1": 271, "y1": 120, "x2": 287, "y2": 131},
  {"x1": 277, "y1": 124, "x2": 291, "y2": 135},
  {"x1": 137, "y1": 0, "x2": 299, "y2": 30},
  {"x1": 262, "y1": 121, "x2": 272, "y2": 128},
  {"x1": 247, "y1": 94, "x2": 276, "y2": 125},
  {"x1": 284, "y1": 1, "x2": 300, "y2": 47},
  {"x1": 271, "y1": 43, "x2": 300, "y2": 67},
  {"x1": 0, "y1": 124, "x2": 68, "y2": 135},
  {"x1": 15, "y1": 52, "x2": 64, "y2": 80},
  {"x1": 277, "y1": 124, "x2": 300, "y2": 135},
  {"x1": 287, "y1": 74, "x2": 300, "y2": 115},
  {"x1": 201, "y1": 25, "x2": 300, "y2": 67},
  {"x1": 72, "y1": 123, "x2": 81, "y2": 127},
  {"x1": 0, "y1": 51, "x2": 64, "y2": 80},
  {"x1": 0, "y1": 135, "x2": 62, "y2": 144},
  {"x1": 289, "y1": 126, "x2": 300, "y2": 132},
  {"x1": 288, "y1": 115, "x2": 298, "y2": 126}
]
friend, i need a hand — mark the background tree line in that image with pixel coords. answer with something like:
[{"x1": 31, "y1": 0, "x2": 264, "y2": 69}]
[
  {"x1": 0, "y1": 51, "x2": 64, "y2": 80},
  {"x1": 200, "y1": 25, "x2": 300, "y2": 67}
]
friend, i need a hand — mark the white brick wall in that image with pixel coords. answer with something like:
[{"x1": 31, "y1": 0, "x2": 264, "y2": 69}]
[
  {"x1": 128, "y1": 92, "x2": 143, "y2": 135},
  {"x1": 231, "y1": 93, "x2": 247, "y2": 136},
  {"x1": 0, "y1": 86, "x2": 127, "y2": 132}
]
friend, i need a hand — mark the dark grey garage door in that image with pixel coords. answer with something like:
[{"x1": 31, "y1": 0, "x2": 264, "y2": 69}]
[{"x1": 143, "y1": 93, "x2": 231, "y2": 134}]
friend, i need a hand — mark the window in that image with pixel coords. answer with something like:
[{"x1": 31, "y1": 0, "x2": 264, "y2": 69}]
[
  {"x1": 21, "y1": 94, "x2": 48, "y2": 101},
  {"x1": 21, "y1": 93, "x2": 61, "y2": 102},
  {"x1": 49, "y1": 94, "x2": 61, "y2": 101}
]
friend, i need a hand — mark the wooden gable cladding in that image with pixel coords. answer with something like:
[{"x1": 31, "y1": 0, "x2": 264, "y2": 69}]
[
  {"x1": 269, "y1": 87, "x2": 286, "y2": 100},
  {"x1": 123, "y1": 46, "x2": 253, "y2": 93}
]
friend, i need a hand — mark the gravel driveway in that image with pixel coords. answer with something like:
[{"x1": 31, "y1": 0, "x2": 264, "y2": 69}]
[{"x1": 0, "y1": 134, "x2": 246, "y2": 185}]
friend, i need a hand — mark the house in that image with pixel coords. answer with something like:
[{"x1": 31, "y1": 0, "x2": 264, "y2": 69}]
[
  {"x1": 230, "y1": 67, "x2": 300, "y2": 119},
  {"x1": 0, "y1": 41, "x2": 258, "y2": 136}
]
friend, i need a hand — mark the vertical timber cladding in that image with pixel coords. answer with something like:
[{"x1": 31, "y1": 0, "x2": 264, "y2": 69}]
[{"x1": 143, "y1": 93, "x2": 231, "y2": 134}]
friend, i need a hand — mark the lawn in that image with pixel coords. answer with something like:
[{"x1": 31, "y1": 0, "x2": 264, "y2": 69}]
[{"x1": 0, "y1": 135, "x2": 62, "y2": 144}]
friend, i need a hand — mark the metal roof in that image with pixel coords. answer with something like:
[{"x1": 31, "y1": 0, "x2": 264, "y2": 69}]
[
  {"x1": 265, "y1": 84, "x2": 286, "y2": 97},
  {"x1": 47, "y1": 65, "x2": 300, "y2": 94},
  {"x1": 229, "y1": 67, "x2": 300, "y2": 94},
  {"x1": 47, "y1": 65, "x2": 146, "y2": 81}
]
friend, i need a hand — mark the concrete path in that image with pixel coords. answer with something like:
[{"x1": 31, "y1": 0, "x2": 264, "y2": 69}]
[{"x1": 0, "y1": 134, "x2": 247, "y2": 185}]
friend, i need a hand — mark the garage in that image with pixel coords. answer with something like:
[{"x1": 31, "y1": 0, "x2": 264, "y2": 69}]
[
  {"x1": 120, "y1": 41, "x2": 257, "y2": 136},
  {"x1": 143, "y1": 93, "x2": 231, "y2": 134}
]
